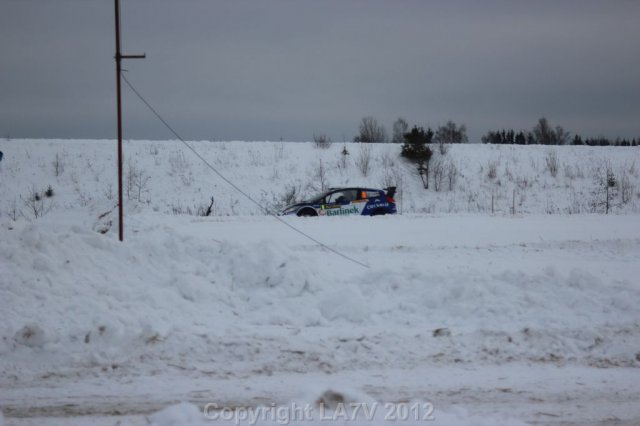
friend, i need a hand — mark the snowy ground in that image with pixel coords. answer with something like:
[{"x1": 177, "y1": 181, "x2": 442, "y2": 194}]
[
  {"x1": 1, "y1": 140, "x2": 640, "y2": 425},
  {"x1": 2, "y1": 212, "x2": 640, "y2": 425},
  {"x1": 0, "y1": 139, "x2": 639, "y2": 219}
]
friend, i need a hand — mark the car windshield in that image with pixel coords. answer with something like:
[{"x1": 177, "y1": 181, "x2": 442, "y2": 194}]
[{"x1": 307, "y1": 191, "x2": 331, "y2": 204}]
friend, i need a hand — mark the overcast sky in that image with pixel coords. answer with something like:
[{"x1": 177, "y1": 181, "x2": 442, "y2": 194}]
[{"x1": 1, "y1": 0, "x2": 639, "y2": 142}]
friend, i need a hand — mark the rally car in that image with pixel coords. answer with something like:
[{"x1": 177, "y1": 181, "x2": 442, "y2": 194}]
[{"x1": 281, "y1": 187, "x2": 397, "y2": 217}]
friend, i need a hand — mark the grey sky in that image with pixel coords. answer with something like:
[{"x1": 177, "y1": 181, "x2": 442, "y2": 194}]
[{"x1": 1, "y1": 0, "x2": 639, "y2": 142}]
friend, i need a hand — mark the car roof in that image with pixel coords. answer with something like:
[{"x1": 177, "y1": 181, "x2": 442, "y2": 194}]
[{"x1": 327, "y1": 187, "x2": 383, "y2": 192}]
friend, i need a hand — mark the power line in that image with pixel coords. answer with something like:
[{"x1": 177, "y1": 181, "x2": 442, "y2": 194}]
[{"x1": 120, "y1": 73, "x2": 370, "y2": 269}]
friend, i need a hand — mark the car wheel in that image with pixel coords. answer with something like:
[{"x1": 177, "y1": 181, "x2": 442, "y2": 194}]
[{"x1": 297, "y1": 208, "x2": 317, "y2": 217}]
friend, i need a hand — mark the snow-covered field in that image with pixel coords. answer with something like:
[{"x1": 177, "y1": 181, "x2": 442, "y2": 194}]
[
  {"x1": 1, "y1": 139, "x2": 639, "y2": 218},
  {"x1": 1, "y1": 139, "x2": 640, "y2": 425}
]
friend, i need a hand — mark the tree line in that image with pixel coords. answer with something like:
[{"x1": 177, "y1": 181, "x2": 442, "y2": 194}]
[
  {"x1": 344, "y1": 116, "x2": 637, "y2": 146},
  {"x1": 353, "y1": 116, "x2": 468, "y2": 144},
  {"x1": 483, "y1": 117, "x2": 638, "y2": 146}
]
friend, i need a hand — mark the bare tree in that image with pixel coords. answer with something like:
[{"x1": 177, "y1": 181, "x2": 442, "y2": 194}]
[
  {"x1": 7, "y1": 198, "x2": 18, "y2": 221},
  {"x1": 315, "y1": 159, "x2": 328, "y2": 191},
  {"x1": 533, "y1": 117, "x2": 554, "y2": 145},
  {"x1": 591, "y1": 162, "x2": 618, "y2": 214},
  {"x1": 446, "y1": 161, "x2": 458, "y2": 191},
  {"x1": 355, "y1": 116, "x2": 387, "y2": 143},
  {"x1": 126, "y1": 162, "x2": 150, "y2": 202},
  {"x1": 392, "y1": 117, "x2": 409, "y2": 144},
  {"x1": 554, "y1": 125, "x2": 570, "y2": 145},
  {"x1": 434, "y1": 120, "x2": 468, "y2": 144},
  {"x1": 532, "y1": 117, "x2": 570, "y2": 145},
  {"x1": 52, "y1": 153, "x2": 65, "y2": 177},
  {"x1": 313, "y1": 133, "x2": 332, "y2": 149},
  {"x1": 355, "y1": 144, "x2": 372, "y2": 176},
  {"x1": 432, "y1": 158, "x2": 445, "y2": 192}
]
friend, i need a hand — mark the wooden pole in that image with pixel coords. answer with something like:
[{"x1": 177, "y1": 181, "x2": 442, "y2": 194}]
[{"x1": 114, "y1": 0, "x2": 145, "y2": 241}]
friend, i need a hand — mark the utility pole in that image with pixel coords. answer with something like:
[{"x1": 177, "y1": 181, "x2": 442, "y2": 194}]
[{"x1": 114, "y1": 0, "x2": 145, "y2": 241}]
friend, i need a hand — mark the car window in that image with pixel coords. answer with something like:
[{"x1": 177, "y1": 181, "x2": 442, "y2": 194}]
[
  {"x1": 309, "y1": 191, "x2": 331, "y2": 204},
  {"x1": 344, "y1": 189, "x2": 357, "y2": 201},
  {"x1": 365, "y1": 191, "x2": 381, "y2": 198},
  {"x1": 326, "y1": 190, "x2": 357, "y2": 204}
]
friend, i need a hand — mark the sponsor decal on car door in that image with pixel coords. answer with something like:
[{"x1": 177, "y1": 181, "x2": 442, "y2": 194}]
[{"x1": 318, "y1": 200, "x2": 367, "y2": 216}]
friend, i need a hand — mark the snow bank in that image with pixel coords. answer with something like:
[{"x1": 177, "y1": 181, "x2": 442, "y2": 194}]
[{"x1": 2, "y1": 212, "x2": 639, "y2": 384}]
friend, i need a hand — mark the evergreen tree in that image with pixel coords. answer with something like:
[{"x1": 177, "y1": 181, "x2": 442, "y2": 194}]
[{"x1": 401, "y1": 126, "x2": 434, "y2": 189}]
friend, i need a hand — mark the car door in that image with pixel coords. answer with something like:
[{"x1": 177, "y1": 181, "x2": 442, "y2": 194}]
[{"x1": 321, "y1": 189, "x2": 361, "y2": 216}]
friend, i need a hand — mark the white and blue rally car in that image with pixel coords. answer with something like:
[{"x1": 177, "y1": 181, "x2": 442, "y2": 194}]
[{"x1": 281, "y1": 187, "x2": 397, "y2": 217}]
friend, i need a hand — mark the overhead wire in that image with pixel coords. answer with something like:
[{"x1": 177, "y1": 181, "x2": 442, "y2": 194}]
[{"x1": 120, "y1": 72, "x2": 370, "y2": 269}]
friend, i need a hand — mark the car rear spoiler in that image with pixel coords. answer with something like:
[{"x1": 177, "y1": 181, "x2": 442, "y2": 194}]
[{"x1": 385, "y1": 186, "x2": 397, "y2": 198}]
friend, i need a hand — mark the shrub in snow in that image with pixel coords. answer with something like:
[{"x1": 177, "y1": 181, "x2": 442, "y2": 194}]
[
  {"x1": 170, "y1": 198, "x2": 216, "y2": 216},
  {"x1": 355, "y1": 143, "x2": 372, "y2": 177},
  {"x1": 21, "y1": 185, "x2": 52, "y2": 219},
  {"x1": 7, "y1": 198, "x2": 18, "y2": 221},
  {"x1": 433, "y1": 327, "x2": 452, "y2": 337},
  {"x1": 619, "y1": 170, "x2": 634, "y2": 205},
  {"x1": 545, "y1": 149, "x2": 559, "y2": 177},
  {"x1": 381, "y1": 163, "x2": 403, "y2": 191},
  {"x1": 313, "y1": 133, "x2": 331, "y2": 149},
  {"x1": 432, "y1": 156, "x2": 445, "y2": 192},
  {"x1": 93, "y1": 208, "x2": 114, "y2": 234},
  {"x1": 486, "y1": 160, "x2": 498, "y2": 180},
  {"x1": 337, "y1": 145, "x2": 350, "y2": 170},
  {"x1": 446, "y1": 161, "x2": 458, "y2": 191},
  {"x1": 276, "y1": 184, "x2": 301, "y2": 210},
  {"x1": 169, "y1": 151, "x2": 191, "y2": 177},
  {"x1": 314, "y1": 159, "x2": 329, "y2": 192}
]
